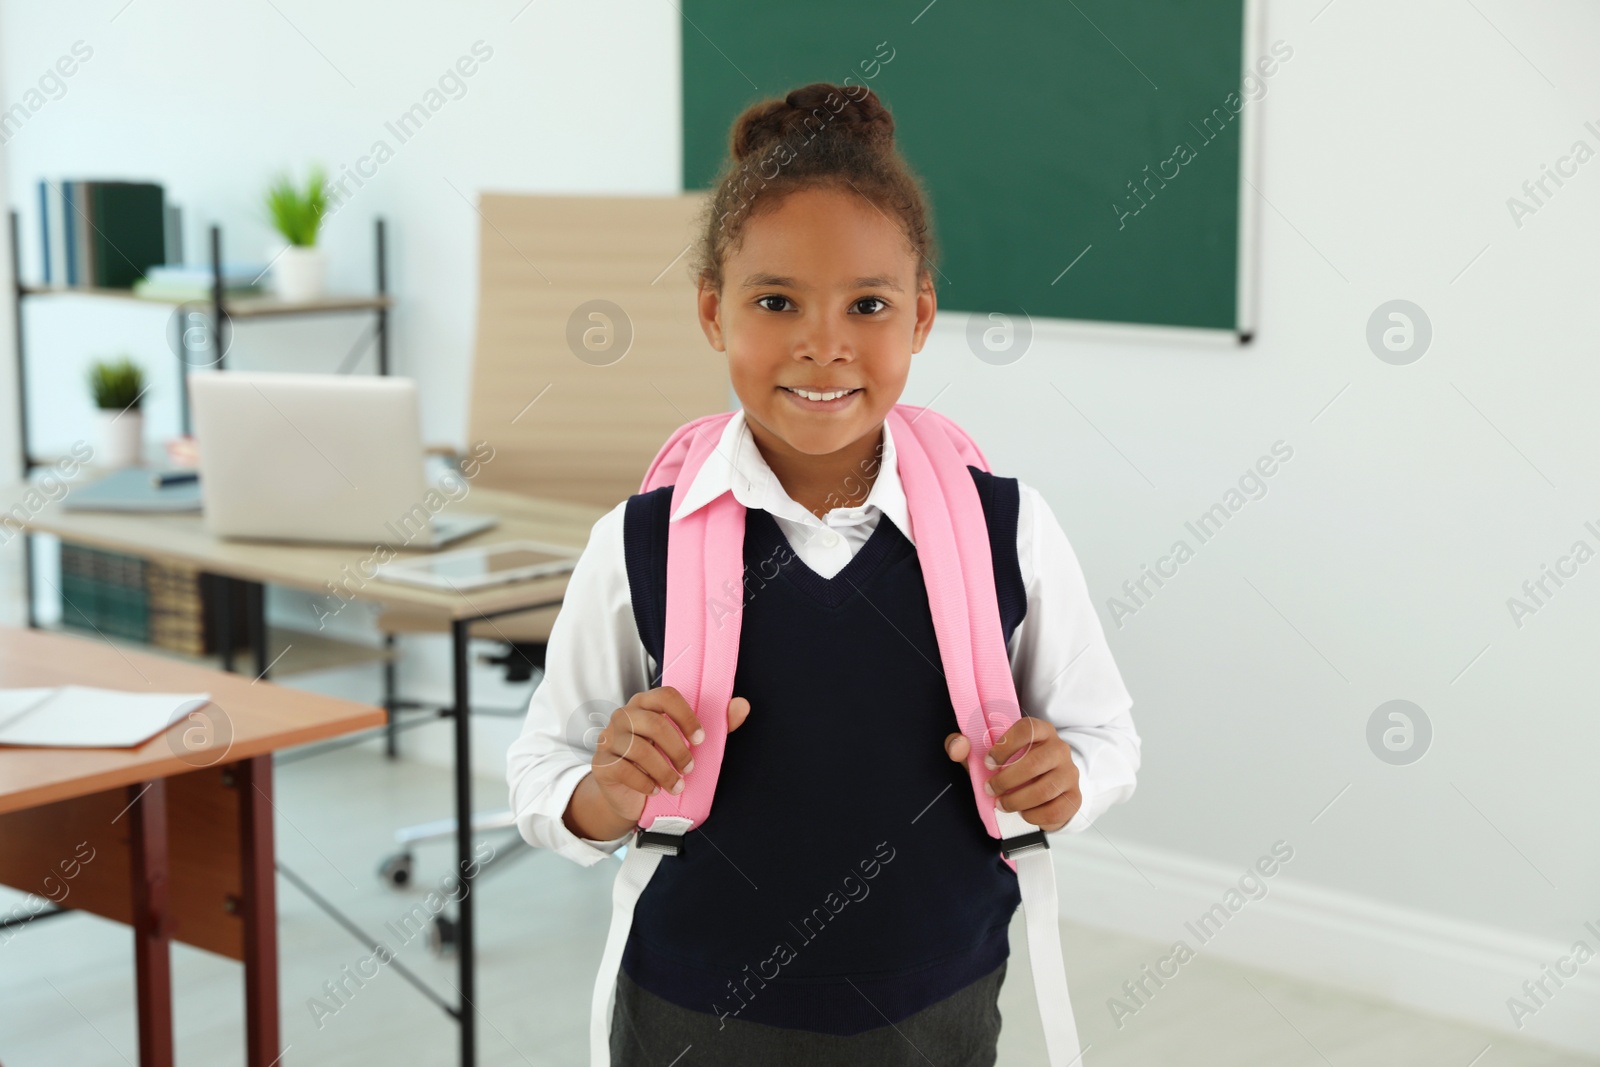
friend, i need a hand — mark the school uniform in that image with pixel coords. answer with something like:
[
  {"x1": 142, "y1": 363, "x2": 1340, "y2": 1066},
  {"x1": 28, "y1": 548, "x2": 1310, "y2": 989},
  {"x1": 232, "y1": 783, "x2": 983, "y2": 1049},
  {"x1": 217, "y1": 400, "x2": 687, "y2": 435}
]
[{"x1": 508, "y1": 408, "x2": 1139, "y2": 1066}]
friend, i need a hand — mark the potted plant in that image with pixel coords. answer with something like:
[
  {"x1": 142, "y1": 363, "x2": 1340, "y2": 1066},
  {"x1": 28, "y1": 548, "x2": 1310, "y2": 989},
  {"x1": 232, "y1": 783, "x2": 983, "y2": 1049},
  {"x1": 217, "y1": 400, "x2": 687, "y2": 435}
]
[
  {"x1": 88, "y1": 356, "x2": 147, "y2": 469},
  {"x1": 265, "y1": 165, "x2": 329, "y2": 301}
]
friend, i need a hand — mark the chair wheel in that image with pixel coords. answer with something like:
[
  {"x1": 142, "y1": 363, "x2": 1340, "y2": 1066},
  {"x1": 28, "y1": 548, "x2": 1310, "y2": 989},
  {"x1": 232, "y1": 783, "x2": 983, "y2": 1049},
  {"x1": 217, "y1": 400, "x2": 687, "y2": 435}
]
[
  {"x1": 378, "y1": 852, "x2": 413, "y2": 889},
  {"x1": 428, "y1": 914, "x2": 458, "y2": 957}
]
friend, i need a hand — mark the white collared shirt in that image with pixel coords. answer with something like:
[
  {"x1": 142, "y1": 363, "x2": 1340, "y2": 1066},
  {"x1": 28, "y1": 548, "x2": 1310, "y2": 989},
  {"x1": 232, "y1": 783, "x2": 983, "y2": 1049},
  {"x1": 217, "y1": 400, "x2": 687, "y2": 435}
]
[
  {"x1": 669, "y1": 405, "x2": 914, "y2": 579},
  {"x1": 507, "y1": 409, "x2": 1141, "y2": 866}
]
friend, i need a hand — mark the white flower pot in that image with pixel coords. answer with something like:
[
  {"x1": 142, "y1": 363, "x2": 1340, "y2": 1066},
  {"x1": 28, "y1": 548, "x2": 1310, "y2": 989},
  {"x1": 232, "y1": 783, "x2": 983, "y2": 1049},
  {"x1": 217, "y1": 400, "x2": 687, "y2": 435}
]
[
  {"x1": 271, "y1": 245, "x2": 327, "y2": 302},
  {"x1": 97, "y1": 408, "x2": 143, "y2": 469}
]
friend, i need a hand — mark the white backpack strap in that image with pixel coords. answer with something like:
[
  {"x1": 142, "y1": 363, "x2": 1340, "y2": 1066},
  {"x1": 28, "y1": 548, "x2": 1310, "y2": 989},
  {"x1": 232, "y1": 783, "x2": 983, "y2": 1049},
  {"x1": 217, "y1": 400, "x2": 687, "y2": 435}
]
[
  {"x1": 590, "y1": 814, "x2": 693, "y2": 1067},
  {"x1": 997, "y1": 809, "x2": 1085, "y2": 1066}
]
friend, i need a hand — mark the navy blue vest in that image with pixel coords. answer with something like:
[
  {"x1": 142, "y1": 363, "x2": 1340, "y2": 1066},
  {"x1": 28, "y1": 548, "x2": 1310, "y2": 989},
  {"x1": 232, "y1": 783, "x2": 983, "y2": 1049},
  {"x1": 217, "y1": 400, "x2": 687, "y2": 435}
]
[{"x1": 618, "y1": 466, "x2": 1027, "y2": 1035}]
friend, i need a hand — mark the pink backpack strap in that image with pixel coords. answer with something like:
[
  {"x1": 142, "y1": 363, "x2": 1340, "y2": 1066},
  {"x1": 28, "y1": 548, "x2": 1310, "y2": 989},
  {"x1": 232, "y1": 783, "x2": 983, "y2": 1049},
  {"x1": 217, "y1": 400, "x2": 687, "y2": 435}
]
[
  {"x1": 636, "y1": 411, "x2": 744, "y2": 831},
  {"x1": 890, "y1": 401, "x2": 993, "y2": 471},
  {"x1": 640, "y1": 412, "x2": 732, "y2": 494},
  {"x1": 884, "y1": 405, "x2": 1023, "y2": 857}
]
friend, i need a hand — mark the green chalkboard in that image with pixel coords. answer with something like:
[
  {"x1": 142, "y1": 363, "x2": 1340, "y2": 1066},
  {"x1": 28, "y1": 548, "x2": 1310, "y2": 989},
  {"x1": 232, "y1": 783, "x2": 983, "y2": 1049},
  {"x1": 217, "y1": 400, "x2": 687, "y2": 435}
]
[{"x1": 683, "y1": 1, "x2": 1249, "y2": 333}]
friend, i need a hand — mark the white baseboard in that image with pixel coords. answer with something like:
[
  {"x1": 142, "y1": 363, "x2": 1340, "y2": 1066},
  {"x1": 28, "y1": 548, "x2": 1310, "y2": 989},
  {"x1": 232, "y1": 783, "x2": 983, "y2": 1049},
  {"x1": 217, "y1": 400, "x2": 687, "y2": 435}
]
[{"x1": 1054, "y1": 835, "x2": 1600, "y2": 1057}]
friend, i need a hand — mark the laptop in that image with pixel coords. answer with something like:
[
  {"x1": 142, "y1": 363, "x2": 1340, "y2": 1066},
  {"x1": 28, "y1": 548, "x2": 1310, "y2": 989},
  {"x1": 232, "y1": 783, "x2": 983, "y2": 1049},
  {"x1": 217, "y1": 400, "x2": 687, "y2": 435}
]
[{"x1": 188, "y1": 371, "x2": 498, "y2": 549}]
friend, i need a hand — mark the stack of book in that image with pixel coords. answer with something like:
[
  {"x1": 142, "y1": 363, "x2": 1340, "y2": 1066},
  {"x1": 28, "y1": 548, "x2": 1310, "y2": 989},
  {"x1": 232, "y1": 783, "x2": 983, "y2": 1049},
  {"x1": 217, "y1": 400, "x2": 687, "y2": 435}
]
[
  {"x1": 132, "y1": 263, "x2": 270, "y2": 303},
  {"x1": 60, "y1": 542, "x2": 148, "y2": 642},
  {"x1": 59, "y1": 542, "x2": 248, "y2": 656},
  {"x1": 147, "y1": 560, "x2": 220, "y2": 656},
  {"x1": 38, "y1": 179, "x2": 172, "y2": 289}
]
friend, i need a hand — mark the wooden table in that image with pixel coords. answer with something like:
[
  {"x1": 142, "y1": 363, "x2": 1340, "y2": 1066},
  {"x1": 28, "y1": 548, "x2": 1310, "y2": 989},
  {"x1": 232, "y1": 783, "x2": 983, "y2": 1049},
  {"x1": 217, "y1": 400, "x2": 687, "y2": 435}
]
[
  {"x1": 3, "y1": 479, "x2": 609, "y2": 1066},
  {"x1": 2, "y1": 484, "x2": 605, "y2": 625},
  {"x1": 0, "y1": 625, "x2": 386, "y2": 1066}
]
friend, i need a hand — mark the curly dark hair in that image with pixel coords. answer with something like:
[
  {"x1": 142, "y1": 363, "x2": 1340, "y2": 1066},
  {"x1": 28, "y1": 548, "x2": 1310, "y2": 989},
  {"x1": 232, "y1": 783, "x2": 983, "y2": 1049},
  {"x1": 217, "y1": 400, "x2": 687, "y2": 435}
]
[{"x1": 690, "y1": 81, "x2": 937, "y2": 293}]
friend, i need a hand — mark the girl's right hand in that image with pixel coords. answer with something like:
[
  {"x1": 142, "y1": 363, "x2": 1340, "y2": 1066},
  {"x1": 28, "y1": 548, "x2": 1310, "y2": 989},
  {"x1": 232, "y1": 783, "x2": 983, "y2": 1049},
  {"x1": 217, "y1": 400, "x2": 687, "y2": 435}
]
[{"x1": 591, "y1": 686, "x2": 751, "y2": 825}]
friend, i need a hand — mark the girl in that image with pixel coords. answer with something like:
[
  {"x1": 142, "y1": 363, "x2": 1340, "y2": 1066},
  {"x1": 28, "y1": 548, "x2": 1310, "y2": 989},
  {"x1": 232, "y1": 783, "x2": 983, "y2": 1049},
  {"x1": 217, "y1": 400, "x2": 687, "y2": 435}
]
[{"x1": 508, "y1": 82, "x2": 1140, "y2": 1067}]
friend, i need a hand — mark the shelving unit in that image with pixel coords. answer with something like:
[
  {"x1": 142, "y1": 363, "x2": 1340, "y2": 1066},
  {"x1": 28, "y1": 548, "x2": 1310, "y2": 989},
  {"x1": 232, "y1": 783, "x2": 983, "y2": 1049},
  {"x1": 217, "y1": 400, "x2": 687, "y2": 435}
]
[
  {"x1": 5, "y1": 209, "x2": 393, "y2": 658},
  {"x1": 18, "y1": 283, "x2": 391, "y2": 317},
  {"x1": 7, "y1": 210, "x2": 393, "y2": 468}
]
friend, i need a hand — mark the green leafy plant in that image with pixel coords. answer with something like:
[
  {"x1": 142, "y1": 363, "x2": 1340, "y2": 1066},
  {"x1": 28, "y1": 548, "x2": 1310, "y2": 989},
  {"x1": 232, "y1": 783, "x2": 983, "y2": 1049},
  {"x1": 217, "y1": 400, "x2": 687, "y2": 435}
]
[
  {"x1": 87, "y1": 356, "x2": 147, "y2": 411},
  {"x1": 264, "y1": 165, "x2": 329, "y2": 247}
]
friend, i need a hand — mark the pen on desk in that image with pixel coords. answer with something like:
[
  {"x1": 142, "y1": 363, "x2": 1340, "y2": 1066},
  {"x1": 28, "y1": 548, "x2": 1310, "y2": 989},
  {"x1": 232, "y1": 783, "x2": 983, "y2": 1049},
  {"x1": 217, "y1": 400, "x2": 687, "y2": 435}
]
[{"x1": 152, "y1": 470, "x2": 199, "y2": 488}]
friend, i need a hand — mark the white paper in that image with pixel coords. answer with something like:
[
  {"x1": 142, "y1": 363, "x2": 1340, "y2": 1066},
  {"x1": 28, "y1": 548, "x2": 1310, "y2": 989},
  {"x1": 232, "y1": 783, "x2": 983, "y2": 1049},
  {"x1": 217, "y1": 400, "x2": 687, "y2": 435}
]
[
  {"x1": 0, "y1": 686, "x2": 213, "y2": 748},
  {"x1": 0, "y1": 688, "x2": 57, "y2": 732}
]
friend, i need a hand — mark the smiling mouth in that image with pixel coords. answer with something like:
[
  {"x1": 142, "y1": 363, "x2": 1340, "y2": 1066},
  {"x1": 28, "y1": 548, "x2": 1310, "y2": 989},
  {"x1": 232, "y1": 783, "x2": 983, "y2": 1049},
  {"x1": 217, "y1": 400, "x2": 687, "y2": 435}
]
[{"x1": 780, "y1": 386, "x2": 862, "y2": 402}]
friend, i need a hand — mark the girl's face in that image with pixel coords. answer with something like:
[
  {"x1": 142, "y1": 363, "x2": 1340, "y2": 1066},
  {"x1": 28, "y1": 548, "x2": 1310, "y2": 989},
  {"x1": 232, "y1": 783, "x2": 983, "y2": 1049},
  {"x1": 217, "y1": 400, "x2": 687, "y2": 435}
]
[{"x1": 698, "y1": 185, "x2": 936, "y2": 459}]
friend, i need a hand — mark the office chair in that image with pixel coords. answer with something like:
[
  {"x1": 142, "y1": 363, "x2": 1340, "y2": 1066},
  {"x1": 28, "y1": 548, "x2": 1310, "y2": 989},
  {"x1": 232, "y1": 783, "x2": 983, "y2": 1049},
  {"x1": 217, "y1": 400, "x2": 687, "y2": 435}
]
[{"x1": 371, "y1": 192, "x2": 726, "y2": 955}]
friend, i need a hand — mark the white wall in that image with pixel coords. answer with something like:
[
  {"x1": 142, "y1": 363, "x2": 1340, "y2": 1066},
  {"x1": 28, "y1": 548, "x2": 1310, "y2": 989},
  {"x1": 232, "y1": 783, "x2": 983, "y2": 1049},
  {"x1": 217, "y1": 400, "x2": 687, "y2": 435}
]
[
  {"x1": 0, "y1": 0, "x2": 681, "y2": 459},
  {"x1": 2, "y1": 0, "x2": 1597, "y2": 1052}
]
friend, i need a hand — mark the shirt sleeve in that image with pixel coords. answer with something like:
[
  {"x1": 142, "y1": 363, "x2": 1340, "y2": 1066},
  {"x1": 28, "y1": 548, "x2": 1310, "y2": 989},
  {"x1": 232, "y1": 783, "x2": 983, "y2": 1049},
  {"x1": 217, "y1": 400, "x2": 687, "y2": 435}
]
[
  {"x1": 1007, "y1": 481, "x2": 1141, "y2": 834},
  {"x1": 505, "y1": 499, "x2": 652, "y2": 867}
]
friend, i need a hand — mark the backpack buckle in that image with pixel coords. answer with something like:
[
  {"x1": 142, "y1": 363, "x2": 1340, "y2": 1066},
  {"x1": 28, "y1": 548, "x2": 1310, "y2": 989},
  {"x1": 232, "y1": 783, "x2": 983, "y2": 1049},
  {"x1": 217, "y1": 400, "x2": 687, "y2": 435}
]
[
  {"x1": 635, "y1": 828, "x2": 685, "y2": 856},
  {"x1": 999, "y1": 829, "x2": 1049, "y2": 859}
]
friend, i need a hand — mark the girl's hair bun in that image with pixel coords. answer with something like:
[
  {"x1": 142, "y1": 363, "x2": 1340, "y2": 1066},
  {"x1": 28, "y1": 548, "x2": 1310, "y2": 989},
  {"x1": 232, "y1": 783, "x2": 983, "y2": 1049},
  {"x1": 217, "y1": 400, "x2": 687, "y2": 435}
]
[
  {"x1": 693, "y1": 80, "x2": 935, "y2": 293},
  {"x1": 730, "y1": 82, "x2": 894, "y2": 162}
]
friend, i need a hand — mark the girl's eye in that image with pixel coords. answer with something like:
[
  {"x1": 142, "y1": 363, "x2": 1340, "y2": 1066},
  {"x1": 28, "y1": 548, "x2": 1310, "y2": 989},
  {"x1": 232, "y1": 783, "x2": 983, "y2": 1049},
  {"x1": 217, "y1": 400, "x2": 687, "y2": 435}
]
[
  {"x1": 756, "y1": 295, "x2": 792, "y2": 312},
  {"x1": 853, "y1": 297, "x2": 887, "y2": 315}
]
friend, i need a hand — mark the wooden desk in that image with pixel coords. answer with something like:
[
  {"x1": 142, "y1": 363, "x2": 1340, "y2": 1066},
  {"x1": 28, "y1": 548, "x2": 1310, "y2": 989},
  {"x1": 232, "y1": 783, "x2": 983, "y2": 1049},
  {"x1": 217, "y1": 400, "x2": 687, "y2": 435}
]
[
  {"x1": 2, "y1": 479, "x2": 609, "y2": 1066},
  {"x1": 2, "y1": 484, "x2": 604, "y2": 623},
  {"x1": 0, "y1": 625, "x2": 385, "y2": 1066}
]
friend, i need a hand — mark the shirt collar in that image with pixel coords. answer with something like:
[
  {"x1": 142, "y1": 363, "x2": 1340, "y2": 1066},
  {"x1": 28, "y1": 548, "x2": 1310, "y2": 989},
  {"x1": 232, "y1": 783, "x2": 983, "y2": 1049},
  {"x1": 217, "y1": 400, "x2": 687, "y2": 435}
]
[{"x1": 668, "y1": 408, "x2": 913, "y2": 544}]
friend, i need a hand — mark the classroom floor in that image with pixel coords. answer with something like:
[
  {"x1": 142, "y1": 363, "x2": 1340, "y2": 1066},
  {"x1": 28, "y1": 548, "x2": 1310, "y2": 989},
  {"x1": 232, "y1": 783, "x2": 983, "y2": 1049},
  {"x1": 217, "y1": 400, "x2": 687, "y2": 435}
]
[{"x1": 0, "y1": 550, "x2": 1594, "y2": 1065}]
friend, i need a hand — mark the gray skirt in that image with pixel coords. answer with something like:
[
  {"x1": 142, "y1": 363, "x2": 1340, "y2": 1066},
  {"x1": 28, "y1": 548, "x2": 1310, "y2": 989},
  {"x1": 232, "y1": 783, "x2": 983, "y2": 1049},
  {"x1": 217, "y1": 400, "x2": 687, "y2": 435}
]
[{"x1": 610, "y1": 960, "x2": 1006, "y2": 1067}]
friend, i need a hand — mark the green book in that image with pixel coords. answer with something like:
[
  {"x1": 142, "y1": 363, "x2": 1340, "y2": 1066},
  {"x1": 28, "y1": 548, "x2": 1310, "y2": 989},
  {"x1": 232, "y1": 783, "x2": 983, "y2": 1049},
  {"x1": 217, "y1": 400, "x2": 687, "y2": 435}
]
[{"x1": 88, "y1": 181, "x2": 167, "y2": 290}]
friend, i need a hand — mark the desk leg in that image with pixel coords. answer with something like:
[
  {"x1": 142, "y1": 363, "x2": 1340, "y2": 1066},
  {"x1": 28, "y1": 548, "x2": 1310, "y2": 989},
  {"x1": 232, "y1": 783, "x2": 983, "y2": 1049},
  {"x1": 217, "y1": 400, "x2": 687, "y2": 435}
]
[
  {"x1": 128, "y1": 778, "x2": 174, "y2": 1067},
  {"x1": 245, "y1": 579, "x2": 270, "y2": 680},
  {"x1": 214, "y1": 573, "x2": 236, "y2": 673},
  {"x1": 236, "y1": 754, "x2": 282, "y2": 1066},
  {"x1": 22, "y1": 531, "x2": 37, "y2": 629},
  {"x1": 452, "y1": 618, "x2": 476, "y2": 1067},
  {"x1": 384, "y1": 632, "x2": 399, "y2": 759}
]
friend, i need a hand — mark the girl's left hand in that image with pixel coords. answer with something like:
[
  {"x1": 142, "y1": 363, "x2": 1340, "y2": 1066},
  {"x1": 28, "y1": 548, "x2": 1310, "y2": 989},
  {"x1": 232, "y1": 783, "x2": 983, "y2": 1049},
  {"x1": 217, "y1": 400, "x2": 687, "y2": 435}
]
[{"x1": 943, "y1": 717, "x2": 1082, "y2": 833}]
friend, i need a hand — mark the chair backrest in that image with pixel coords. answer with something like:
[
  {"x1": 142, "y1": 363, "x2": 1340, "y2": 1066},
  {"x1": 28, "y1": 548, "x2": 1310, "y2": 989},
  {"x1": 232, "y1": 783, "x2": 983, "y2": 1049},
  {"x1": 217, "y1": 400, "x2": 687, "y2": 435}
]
[{"x1": 465, "y1": 192, "x2": 727, "y2": 509}]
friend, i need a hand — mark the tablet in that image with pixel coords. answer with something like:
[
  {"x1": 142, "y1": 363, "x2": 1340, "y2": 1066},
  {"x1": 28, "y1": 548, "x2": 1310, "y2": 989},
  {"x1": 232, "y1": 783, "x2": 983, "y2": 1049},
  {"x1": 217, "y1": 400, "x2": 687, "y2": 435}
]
[{"x1": 375, "y1": 540, "x2": 581, "y2": 592}]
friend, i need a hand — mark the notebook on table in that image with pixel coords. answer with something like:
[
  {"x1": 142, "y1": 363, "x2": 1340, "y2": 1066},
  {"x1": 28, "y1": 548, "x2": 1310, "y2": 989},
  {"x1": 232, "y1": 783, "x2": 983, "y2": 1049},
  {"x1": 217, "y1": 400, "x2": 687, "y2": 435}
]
[
  {"x1": 0, "y1": 685, "x2": 212, "y2": 748},
  {"x1": 60, "y1": 467, "x2": 203, "y2": 513}
]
